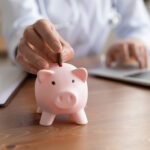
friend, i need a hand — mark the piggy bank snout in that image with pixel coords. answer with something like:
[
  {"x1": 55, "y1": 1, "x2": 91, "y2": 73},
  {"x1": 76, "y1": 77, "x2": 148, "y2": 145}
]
[{"x1": 55, "y1": 92, "x2": 77, "y2": 109}]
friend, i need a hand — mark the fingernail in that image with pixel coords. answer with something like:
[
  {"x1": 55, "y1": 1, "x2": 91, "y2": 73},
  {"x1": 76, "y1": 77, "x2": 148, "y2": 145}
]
[{"x1": 52, "y1": 41, "x2": 62, "y2": 52}]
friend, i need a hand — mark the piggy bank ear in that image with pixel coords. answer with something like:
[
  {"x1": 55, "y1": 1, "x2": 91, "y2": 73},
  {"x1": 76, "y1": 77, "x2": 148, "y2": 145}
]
[
  {"x1": 72, "y1": 68, "x2": 87, "y2": 82},
  {"x1": 37, "y1": 70, "x2": 54, "y2": 83}
]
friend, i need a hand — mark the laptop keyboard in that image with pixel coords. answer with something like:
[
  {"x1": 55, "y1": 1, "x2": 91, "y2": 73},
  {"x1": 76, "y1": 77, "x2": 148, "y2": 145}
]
[{"x1": 126, "y1": 71, "x2": 150, "y2": 80}]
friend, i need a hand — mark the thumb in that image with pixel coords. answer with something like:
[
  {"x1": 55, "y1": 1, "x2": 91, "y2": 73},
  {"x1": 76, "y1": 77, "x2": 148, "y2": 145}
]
[{"x1": 105, "y1": 51, "x2": 113, "y2": 67}]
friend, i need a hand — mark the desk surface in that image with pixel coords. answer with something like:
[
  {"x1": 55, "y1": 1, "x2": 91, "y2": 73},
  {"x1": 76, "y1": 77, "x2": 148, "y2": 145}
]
[{"x1": 1, "y1": 56, "x2": 150, "y2": 150}]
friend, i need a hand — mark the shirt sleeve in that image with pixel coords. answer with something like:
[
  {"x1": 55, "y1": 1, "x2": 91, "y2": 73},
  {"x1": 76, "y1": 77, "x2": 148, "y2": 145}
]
[
  {"x1": 0, "y1": 0, "x2": 45, "y2": 63},
  {"x1": 114, "y1": 0, "x2": 150, "y2": 51}
]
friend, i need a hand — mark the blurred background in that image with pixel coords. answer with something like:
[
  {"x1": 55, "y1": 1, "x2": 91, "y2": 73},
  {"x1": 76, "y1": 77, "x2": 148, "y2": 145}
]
[{"x1": 0, "y1": 0, "x2": 150, "y2": 59}]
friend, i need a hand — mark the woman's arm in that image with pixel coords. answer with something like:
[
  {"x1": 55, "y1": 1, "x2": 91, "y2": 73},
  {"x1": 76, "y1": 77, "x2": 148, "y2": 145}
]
[
  {"x1": 0, "y1": 0, "x2": 44, "y2": 62},
  {"x1": 115, "y1": 0, "x2": 150, "y2": 51}
]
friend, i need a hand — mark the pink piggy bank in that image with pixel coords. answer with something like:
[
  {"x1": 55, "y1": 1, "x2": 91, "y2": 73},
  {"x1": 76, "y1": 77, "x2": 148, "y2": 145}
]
[{"x1": 35, "y1": 63, "x2": 88, "y2": 126}]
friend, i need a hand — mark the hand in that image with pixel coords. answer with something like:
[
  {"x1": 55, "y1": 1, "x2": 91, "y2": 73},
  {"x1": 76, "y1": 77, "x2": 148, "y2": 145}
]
[
  {"x1": 16, "y1": 19, "x2": 74, "y2": 74},
  {"x1": 106, "y1": 39, "x2": 148, "y2": 68}
]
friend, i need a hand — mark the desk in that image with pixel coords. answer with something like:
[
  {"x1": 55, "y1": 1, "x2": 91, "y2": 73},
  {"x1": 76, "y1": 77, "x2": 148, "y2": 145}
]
[{"x1": 1, "y1": 56, "x2": 150, "y2": 150}]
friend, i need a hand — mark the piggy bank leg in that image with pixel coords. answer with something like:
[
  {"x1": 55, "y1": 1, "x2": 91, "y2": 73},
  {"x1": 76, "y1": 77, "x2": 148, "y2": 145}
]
[
  {"x1": 36, "y1": 107, "x2": 42, "y2": 114},
  {"x1": 40, "y1": 111, "x2": 55, "y2": 126},
  {"x1": 70, "y1": 109, "x2": 88, "y2": 125}
]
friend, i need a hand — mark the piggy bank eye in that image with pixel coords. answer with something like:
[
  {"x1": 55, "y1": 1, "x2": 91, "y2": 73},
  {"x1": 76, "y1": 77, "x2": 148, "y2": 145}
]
[
  {"x1": 72, "y1": 79, "x2": 75, "y2": 83},
  {"x1": 51, "y1": 81, "x2": 56, "y2": 85}
]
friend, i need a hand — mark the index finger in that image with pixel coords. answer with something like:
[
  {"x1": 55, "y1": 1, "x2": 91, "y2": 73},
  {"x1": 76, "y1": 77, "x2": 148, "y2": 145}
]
[
  {"x1": 129, "y1": 44, "x2": 143, "y2": 68},
  {"x1": 33, "y1": 19, "x2": 62, "y2": 53}
]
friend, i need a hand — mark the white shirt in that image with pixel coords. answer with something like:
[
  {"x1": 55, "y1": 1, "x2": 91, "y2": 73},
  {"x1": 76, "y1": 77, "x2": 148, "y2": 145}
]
[{"x1": 0, "y1": 0, "x2": 150, "y2": 63}]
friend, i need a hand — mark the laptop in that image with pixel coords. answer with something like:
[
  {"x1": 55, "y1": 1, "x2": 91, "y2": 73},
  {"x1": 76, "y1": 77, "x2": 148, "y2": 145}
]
[
  {"x1": 0, "y1": 65, "x2": 27, "y2": 106},
  {"x1": 88, "y1": 56, "x2": 150, "y2": 87}
]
